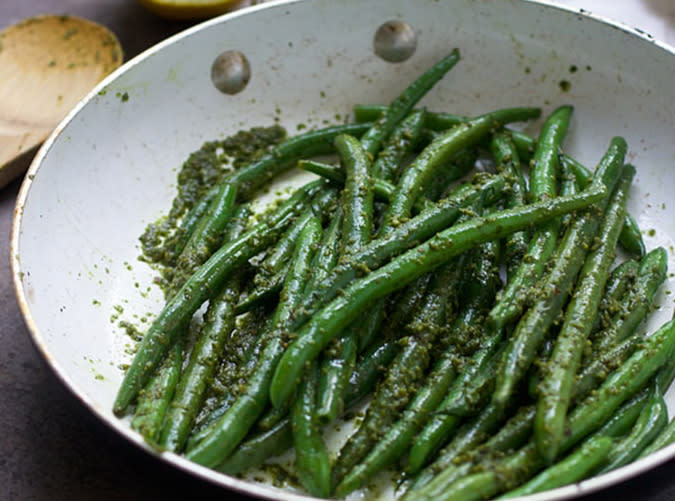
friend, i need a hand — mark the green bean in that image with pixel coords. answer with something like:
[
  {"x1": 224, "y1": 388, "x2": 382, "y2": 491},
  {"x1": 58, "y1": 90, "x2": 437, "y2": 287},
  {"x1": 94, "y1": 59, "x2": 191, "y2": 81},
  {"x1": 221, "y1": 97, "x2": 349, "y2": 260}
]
[
  {"x1": 561, "y1": 155, "x2": 645, "y2": 258},
  {"x1": 490, "y1": 131, "x2": 528, "y2": 278},
  {"x1": 574, "y1": 335, "x2": 642, "y2": 403},
  {"x1": 382, "y1": 107, "x2": 541, "y2": 232},
  {"x1": 169, "y1": 182, "x2": 238, "y2": 294},
  {"x1": 422, "y1": 147, "x2": 478, "y2": 202},
  {"x1": 161, "y1": 191, "x2": 213, "y2": 265},
  {"x1": 499, "y1": 435, "x2": 613, "y2": 498},
  {"x1": 442, "y1": 340, "x2": 505, "y2": 417},
  {"x1": 130, "y1": 340, "x2": 183, "y2": 444},
  {"x1": 334, "y1": 353, "x2": 458, "y2": 497},
  {"x1": 639, "y1": 417, "x2": 675, "y2": 457},
  {"x1": 372, "y1": 109, "x2": 426, "y2": 182},
  {"x1": 255, "y1": 209, "x2": 307, "y2": 279},
  {"x1": 336, "y1": 133, "x2": 374, "y2": 254},
  {"x1": 594, "y1": 386, "x2": 653, "y2": 439},
  {"x1": 353, "y1": 103, "x2": 462, "y2": 129},
  {"x1": 256, "y1": 404, "x2": 288, "y2": 432},
  {"x1": 535, "y1": 164, "x2": 635, "y2": 461},
  {"x1": 270, "y1": 183, "x2": 606, "y2": 408},
  {"x1": 343, "y1": 338, "x2": 403, "y2": 408},
  {"x1": 216, "y1": 417, "x2": 293, "y2": 475},
  {"x1": 619, "y1": 214, "x2": 647, "y2": 257},
  {"x1": 487, "y1": 105, "x2": 573, "y2": 330},
  {"x1": 593, "y1": 247, "x2": 668, "y2": 353},
  {"x1": 238, "y1": 211, "x2": 313, "y2": 314},
  {"x1": 113, "y1": 180, "x2": 322, "y2": 415},
  {"x1": 359, "y1": 49, "x2": 460, "y2": 156},
  {"x1": 227, "y1": 122, "x2": 371, "y2": 199},
  {"x1": 593, "y1": 259, "x2": 639, "y2": 333},
  {"x1": 355, "y1": 103, "x2": 645, "y2": 256},
  {"x1": 314, "y1": 134, "x2": 375, "y2": 424},
  {"x1": 291, "y1": 360, "x2": 331, "y2": 497},
  {"x1": 598, "y1": 394, "x2": 668, "y2": 473},
  {"x1": 558, "y1": 159, "x2": 580, "y2": 230},
  {"x1": 316, "y1": 336, "x2": 358, "y2": 425},
  {"x1": 184, "y1": 216, "x2": 322, "y2": 468},
  {"x1": 159, "y1": 277, "x2": 240, "y2": 452},
  {"x1": 492, "y1": 137, "x2": 626, "y2": 408}
]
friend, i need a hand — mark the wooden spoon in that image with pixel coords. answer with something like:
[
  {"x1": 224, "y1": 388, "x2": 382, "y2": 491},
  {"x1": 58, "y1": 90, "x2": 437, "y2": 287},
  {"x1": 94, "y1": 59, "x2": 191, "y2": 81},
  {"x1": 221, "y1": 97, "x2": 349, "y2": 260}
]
[{"x1": 0, "y1": 15, "x2": 122, "y2": 189}]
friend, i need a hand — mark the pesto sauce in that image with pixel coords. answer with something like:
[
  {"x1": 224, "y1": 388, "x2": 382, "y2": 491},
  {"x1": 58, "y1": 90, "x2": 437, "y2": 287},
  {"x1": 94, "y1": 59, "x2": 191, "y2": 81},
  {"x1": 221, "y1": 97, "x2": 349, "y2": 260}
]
[{"x1": 138, "y1": 125, "x2": 286, "y2": 297}]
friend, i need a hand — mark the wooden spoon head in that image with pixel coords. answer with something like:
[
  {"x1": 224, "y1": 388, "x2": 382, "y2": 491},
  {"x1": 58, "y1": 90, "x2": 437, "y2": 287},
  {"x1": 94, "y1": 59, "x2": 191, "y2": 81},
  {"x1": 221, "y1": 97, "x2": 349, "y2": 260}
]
[{"x1": 0, "y1": 15, "x2": 122, "y2": 188}]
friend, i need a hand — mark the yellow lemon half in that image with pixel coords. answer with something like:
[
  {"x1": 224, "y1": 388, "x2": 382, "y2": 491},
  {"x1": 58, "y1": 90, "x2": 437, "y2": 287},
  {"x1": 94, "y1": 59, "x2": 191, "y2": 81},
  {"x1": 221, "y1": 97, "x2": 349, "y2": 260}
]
[{"x1": 136, "y1": 0, "x2": 250, "y2": 20}]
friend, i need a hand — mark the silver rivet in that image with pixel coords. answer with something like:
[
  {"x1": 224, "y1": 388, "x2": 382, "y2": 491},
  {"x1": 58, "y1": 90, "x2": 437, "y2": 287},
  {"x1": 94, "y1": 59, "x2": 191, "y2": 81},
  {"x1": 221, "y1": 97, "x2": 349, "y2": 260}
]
[
  {"x1": 211, "y1": 50, "x2": 250, "y2": 95},
  {"x1": 374, "y1": 20, "x2": 417, "y2": 63}
]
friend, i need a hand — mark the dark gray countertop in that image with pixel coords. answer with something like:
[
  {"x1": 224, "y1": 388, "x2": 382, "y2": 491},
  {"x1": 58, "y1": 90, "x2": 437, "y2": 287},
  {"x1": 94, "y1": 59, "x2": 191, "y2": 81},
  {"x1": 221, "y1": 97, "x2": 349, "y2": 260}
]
[{"x1": 2, "y1": 1, "x2": 675, "y2": 500}]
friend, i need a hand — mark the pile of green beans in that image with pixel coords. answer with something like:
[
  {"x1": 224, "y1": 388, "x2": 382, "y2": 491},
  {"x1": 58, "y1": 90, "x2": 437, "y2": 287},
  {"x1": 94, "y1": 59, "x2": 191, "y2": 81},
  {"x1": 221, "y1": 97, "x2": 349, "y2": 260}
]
[{"x1": 114, "y1": 50, "x2": 675, "y2": 500}]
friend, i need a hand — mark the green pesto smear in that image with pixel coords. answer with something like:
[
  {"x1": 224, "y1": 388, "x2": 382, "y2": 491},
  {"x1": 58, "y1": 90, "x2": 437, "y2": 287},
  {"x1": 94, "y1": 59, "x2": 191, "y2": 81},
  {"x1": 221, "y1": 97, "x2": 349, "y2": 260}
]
[{"x1": 138, "y1": 125, "x2": 286, "y2": 296}]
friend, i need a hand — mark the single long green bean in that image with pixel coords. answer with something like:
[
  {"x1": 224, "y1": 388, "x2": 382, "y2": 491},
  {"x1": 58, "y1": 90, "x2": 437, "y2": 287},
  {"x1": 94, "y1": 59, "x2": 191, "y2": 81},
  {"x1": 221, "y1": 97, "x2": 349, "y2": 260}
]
[
  {"x1": 270, "y1": 184, "x2": 606, "y2": 408},
  {"x1": 336, "y1": 133, "x2": 374, "y2": 251},
  {"x1": 130, "y1": 340, "x2": 183, "y2": 444},
  {"x1": 315, "y1": 134, "x2": 374, "y2": 424},
  {"x1": 593, "y1": 247, "x2": 668, "y2": 353},
  {"x1": 291, "y1": 360, "x2": 331, "y2": 497},
  {"x1": 373, "y1": 109, "x2": 426, "y2": 182},
  {"x1": 169, "y1": 182, "x2": 238, "y2": 294},
  {"x1": 490, "y1": 131, "x2": 529, "y2": 278}
]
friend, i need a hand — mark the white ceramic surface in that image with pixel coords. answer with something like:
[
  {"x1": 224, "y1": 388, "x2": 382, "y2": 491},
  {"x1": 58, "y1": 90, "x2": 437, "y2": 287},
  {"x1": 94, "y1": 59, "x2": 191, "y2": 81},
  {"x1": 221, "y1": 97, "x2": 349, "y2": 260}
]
[{"x1": 11, "y1": 0, "x2": 675, "y2": 499}]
